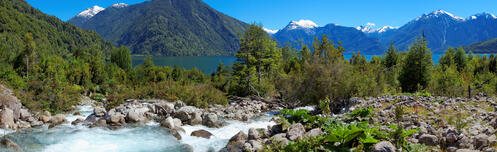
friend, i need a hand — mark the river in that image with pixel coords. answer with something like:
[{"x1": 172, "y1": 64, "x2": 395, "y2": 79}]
[{"x1": 2, "y1": 106, "x2": 276, "y2": 152}]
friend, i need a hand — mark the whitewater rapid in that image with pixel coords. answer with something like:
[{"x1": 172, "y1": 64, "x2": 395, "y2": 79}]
[{"x1": 3, "y1": 105, "x2": 277, "y2": 152}]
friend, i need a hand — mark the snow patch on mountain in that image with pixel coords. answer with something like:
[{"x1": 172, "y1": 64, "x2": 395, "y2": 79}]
[
  {"x1": 286, "y1": 20, "x2": 318, "y2": 30},
  {"x1": 263, "y1": 28, "x2": 278, "y2": 35},
  {"x1": 76, "y1": 6, "x2": 105, "y2": 18},
  {"x1": 111, "y1": 3, "x2": 128, "y2": 8},
  {"x1": 469, "y1": 12, "x2": 497, "y2": 20},
  {"x1": 357, "y1": 22, "x2": 396, "y2": 33},
  {"x1": 415, "y1": 10, "x2": 464, "y2": 21}
]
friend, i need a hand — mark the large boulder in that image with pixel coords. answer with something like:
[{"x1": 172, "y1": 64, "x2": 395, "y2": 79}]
[
  {"x1": 160, "y1": 117, "x2": 177, "y2": 129},
  {"x1": 248, "y1": 128, "x2": 260, "y2": 140},
  {"x1": 1, "y1": 138, "x2": 23, "y2": 152},
  {"x1": 174, "y1": 106, "x2": 197, "y2": 122},
  {"x1": 287, "y1": 123, "x2": 305, "y2": 141},
  {"x1": 0, "y1": 85, "x2": 22, "y2": 122},
  {"x1": 271, "y1": 133, "x2": 289, "y2": 146},
  {"x1": 371, "y1": 141, "x2": 396, "y2": 152},
  {"x1": 174, "y1": 100, "x2": 186, "y2": 110},
  {"x1": 249, "y1": 140, "x2": 263, "y2": 151},
  {"x1": 19, "y1": 109, "x2": 31, "y2": 121},
  {"x1": 191, "y1": 129, "x2": 213, "y2": 139},
  {"x1": 108, "y1": 112, "x2": 124, "y2": 124},
  {"x1": 305, "y1": 128, "x2": 322, "y2": 138},
  {"x1": 169, "y1": 129, "x2": 182, "y2": 140},
  {"x1": 93, "y1": 106, "x2": 106, "y2": 117},
  {"x1": 474, "y1": 134, "x2": 489, "y2": 150},
  {"x1": 50, "y1": 114, "x2": 67, "y2": 125},
  {"x1": 0, "y1": 107, "x2": 16, "y2": 129},
  {"x1": 96, "y1": 119, "x2": 107, "y2": 126},
  {"x1": 126, "y1": 110, "x2": 141, "y2": 123},
  {"x1": 419, "y1": 134, "x2": 438, "y2": 146},
  {"x1": 155, "y1": 101, "x2": 175, "y2": 115},
  {"x1": 189, "y1": 111, "x2": 202, "y2": 125},
  {"x1": 228, "y1": 131, "x2": 248, "y2": 146},
  {"x1": 202, "y1": 113, "x2": 218, "y2": 128}
]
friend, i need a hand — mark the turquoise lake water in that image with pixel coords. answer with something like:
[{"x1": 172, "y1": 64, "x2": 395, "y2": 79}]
[{"x1": 132, "y1": 54, "x2": 488, "y2": 74}]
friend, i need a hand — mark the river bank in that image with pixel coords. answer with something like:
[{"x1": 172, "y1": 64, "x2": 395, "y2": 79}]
[{"x1": 2, "y1": 82, "x2": 497, "y2": 152}]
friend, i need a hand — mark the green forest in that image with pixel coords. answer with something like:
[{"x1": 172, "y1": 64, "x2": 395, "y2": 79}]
[{"x1": 3, "y1": 0, "x2": 497, "y2": 116}]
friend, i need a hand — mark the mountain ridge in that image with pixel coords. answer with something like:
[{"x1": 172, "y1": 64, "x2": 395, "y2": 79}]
[
  {"x1": 69, "y1": 0, "x2": 249, "y2": 56},
  {"x1": 270, "y1": 10, "x2": 497, "y2": 54}
]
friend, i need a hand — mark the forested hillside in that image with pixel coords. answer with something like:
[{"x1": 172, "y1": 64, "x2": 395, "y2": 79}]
[{"x1": 69, "y1": 0, "x2": 249, "y2": 56}]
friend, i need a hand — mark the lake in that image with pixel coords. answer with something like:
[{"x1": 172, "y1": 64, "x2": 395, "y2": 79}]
[
  {"x1": 132, "y1": 54, "x2": 487, "y2": 74},
  {"x1": 132, "y1": 56, "x2": 237, "y2": 74}
]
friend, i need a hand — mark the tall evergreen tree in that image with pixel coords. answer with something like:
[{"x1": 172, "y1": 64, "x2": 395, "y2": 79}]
[
  {"x1": 399, "y1": 37, "x2": 433, "y2": 92},
  {"x1": 383, "y1": 43, "x2": 399, "y2": 69},
  {"x1": 231, "y1": 24, "x2": 280, "y2": 96},
  {"x1": 454, "y1": 47, "x2": 467, "y2": 72}
]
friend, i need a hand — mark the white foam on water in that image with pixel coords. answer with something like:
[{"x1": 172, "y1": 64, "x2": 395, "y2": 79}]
[
  {"x1": 65, "y1": 105, "x2": 94, "y2": 123},
  {"x1": 39, "y1": 126, "x2": 185, "y2": 152},
  {"x1": 180, "y1": 114, "x2": 276, "y2": 152}
]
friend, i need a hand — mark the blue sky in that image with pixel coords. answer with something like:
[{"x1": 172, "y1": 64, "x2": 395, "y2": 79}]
[{"x1": 26, "y1": 0, "x2": 497, "y2": 30}]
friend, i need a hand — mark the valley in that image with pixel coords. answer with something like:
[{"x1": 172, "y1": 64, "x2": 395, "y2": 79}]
[{"x1": 2, "y1": 0, "x2": 497, "y2": 152}]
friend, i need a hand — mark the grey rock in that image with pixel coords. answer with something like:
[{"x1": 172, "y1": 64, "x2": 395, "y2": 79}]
[
  {"x1": 126, "y1": 110, "x2": 140, "y2": 122},
  {"x1": 219, "y1": 145, "x2": 243, "y2": 152},
  {"x1": 305, "y1": 128, "x2": 322, "y2": 138},
  {"x1": 474, "y1": 134, "x2": 489, "y2": 150},
  {"x1": 419, "y1": 134, "x2": 438, "y2": 146},
  {"x1": 249, "y1": 140, "x2": 263, "y2": 151},
  {"x1": 228, "y1": 131, "x2": 248, "y2": 145},
  {"x1": 96, "y1": 118, "x2": 107, "y2": 126},
  {"x1": 271, "y1": 133, "x2": 289, "y2": 146},
  {"x1": 93, "y1": 106, "x2": 106, "y2": 117},
  {"x1": 243, "y1": 142, "x2": 252, "y2": 152},
  {"x1": 175, "y1": 100, "x2": 186, "y2": 110},
  {"x1": 50, "y1": 114, "x2": 67, "y2": 125},
  {"x1": 371, "y1": 141, "x2": 396, "y2": 152},
  {"x1": 0, "y1": 107, "x2": 16, "y2": 129},
  {"x1": 248, "y1": 128, "x2": 260, "y2": 140},
  {"x1": 169, "y1": 129, "x2": 182, "y2": 140},
  {"x1": 202, "y1": 113, "x2": 218, "y2": 128},
  {"x1": 160, "y1": 117, "x2": 176, "y2": 129},
  {"x1": 189, "y1": 111, "x2": 202, "y2": 125},
  {"x1": 287, "y1": 123, "x2": 305, "y2": 141},
  {"x1": 19, "y1": 109, "x2": 31, "y2": 121},
  {"x1": 174, "y1": 106, "x2": 197, "y2": 122}
]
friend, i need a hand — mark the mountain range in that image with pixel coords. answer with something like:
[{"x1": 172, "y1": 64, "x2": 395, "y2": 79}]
[
  {"x1": 270, "y1": 10, "x2": 497, "y2": 54},
  {"x1": 68, "y1": 0, "x2": 248, "y2": 56},
  {"x1": 68, "y1": 0, "x2": 497, "y2": 55}
]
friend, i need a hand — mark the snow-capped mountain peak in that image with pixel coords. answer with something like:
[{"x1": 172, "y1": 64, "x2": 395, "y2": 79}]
[
  {"x1": 357, "y1": 23, "x2": 396, "y2": 34},
  {"x1": 416, "y1": 9, "x2": 464, "y2": 21},
  {"x1": 377, "y1": 26, "x2": 397, "y2": 33},
  {"x1": 263, "y1": 28, "x2": 278, "y2": 35},
  {"x1": 356, "y1": 22, "x2": 377, "y2": 33},
  {"x1": 286, "y1": 20, "x2": 318, "y2": 30},
  {"x1": 469, "y1": 12, "x2": 497, "y2": 20},
  {"x1": 76, "y1": 5, "x2": 105, "y2": 18},
  {"x1": 111, "y1": 3, "x2": 128, "y2": 8}
]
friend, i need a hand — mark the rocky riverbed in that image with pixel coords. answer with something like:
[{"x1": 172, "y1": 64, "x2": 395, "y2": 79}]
[
  {"x1": 0, "y1": 83, "x2": 280, "y2": 152},
  {"x1": 2, "y1": 80, "x2": 497, "y2": 152}
]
